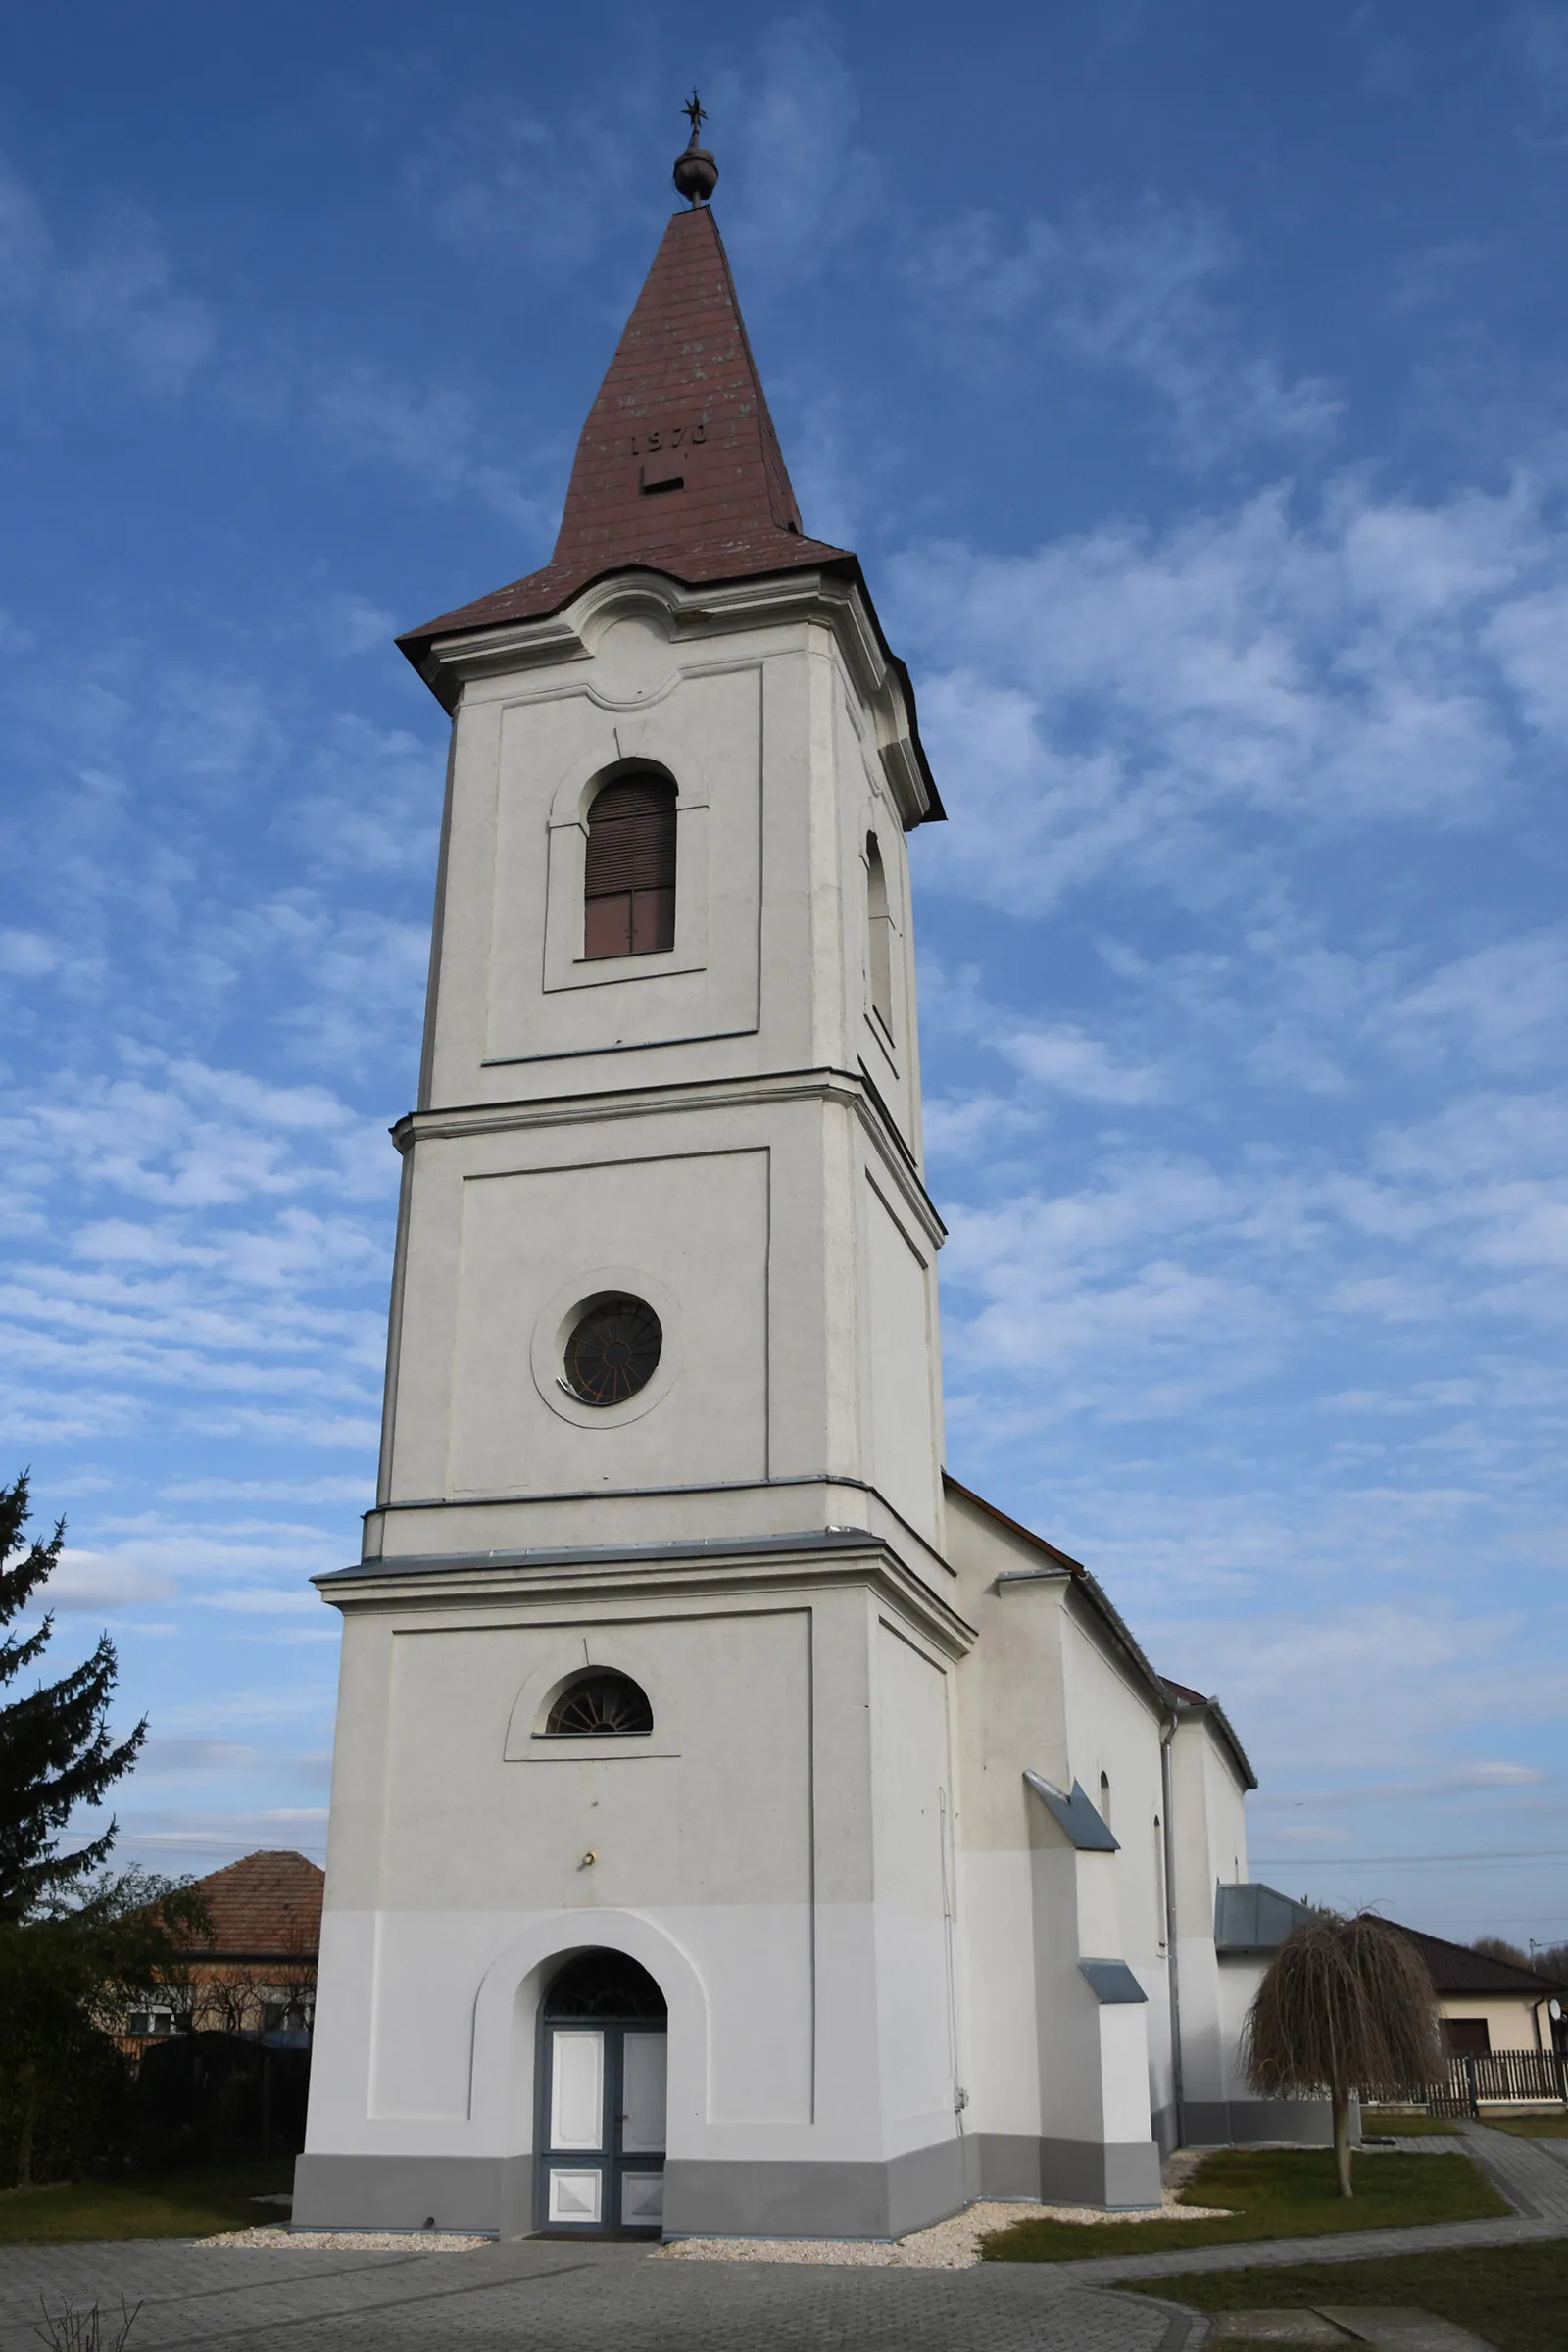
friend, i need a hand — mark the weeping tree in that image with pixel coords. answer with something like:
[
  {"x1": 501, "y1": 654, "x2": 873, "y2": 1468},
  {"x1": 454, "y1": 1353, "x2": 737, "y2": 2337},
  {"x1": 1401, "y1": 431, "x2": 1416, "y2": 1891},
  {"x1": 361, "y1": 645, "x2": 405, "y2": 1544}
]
[{"x1": 1241, "y1": 1910, "x2": 1444, "y2": 2198}]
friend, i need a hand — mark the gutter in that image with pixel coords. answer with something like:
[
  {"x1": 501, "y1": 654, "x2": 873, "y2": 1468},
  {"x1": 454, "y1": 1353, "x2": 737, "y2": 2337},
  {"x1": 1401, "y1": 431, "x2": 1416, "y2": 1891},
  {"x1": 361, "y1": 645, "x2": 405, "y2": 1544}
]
[{"x1": 1160, "y1": 1708, "x2": 1185, "y2": 2149}]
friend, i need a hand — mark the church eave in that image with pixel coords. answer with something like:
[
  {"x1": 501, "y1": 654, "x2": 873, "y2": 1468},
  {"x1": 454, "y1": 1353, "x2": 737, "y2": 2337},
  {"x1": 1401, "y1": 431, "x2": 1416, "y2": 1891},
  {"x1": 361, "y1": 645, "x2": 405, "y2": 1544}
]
[
  {"x1": 314, "y1": 1526, "x2": 977, "y2": 1655},
  {"x1": 398, "y1": 555, "x2": 945, "y2": 828}
]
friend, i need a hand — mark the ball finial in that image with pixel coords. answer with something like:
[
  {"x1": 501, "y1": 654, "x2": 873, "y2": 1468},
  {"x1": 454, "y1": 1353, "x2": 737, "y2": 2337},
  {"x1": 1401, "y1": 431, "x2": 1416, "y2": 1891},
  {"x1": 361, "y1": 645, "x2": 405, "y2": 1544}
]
[{"x1": 673, "y1": 89, "x2": 718, "y2": 206}]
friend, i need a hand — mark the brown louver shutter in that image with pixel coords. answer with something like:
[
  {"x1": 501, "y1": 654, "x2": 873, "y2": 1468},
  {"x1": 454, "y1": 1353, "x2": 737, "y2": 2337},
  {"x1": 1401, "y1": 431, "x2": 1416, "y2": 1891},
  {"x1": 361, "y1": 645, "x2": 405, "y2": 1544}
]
[{"x1": 584, "y1": 774, "x2": 676, "y2": 958}]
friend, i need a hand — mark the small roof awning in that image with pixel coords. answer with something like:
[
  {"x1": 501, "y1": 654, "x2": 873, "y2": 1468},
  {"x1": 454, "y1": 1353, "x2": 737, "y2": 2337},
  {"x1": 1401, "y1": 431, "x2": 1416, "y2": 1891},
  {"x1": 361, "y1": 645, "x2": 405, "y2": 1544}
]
[
  {"x1": 1024, "y1": 1771, "x2": 1119, "y2": 1852},
  {"x1": 1079, "y1": 1959, "x2": 1148, "y2": 2005},
  {"x1": 1214, "y1": 1881, "x2": 1320, "y2": 1955}
]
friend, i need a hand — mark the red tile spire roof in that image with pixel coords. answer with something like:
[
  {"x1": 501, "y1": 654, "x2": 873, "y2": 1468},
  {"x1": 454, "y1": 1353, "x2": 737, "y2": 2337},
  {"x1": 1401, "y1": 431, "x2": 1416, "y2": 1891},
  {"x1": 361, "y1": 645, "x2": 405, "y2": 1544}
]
[{"x1": 398, "y1": 204, "x2": 855, "y2": 673}]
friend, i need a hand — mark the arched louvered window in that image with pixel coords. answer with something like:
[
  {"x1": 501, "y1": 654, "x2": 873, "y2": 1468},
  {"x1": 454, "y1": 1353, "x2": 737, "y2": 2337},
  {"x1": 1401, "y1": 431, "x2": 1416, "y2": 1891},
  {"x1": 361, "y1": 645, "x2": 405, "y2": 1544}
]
[
  {"x1": 544, "y1": 1670, "x2": 654, "y2": 1738},
  {"x1": 866, "y1": 833, "x2": 894, "y2": 1034},
  {"x1": 584, "y1": 771, "x2": 676, "y2": 960}
]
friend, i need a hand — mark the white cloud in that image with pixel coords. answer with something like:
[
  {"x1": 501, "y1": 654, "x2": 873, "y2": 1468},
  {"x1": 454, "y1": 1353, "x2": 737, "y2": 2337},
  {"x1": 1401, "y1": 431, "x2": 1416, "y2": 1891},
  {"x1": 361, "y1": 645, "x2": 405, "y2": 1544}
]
[
  {"x1": 0, "y1": 930, "x2": 62, "y2": 977},
  {"x1": 910, "y1": 195, "x2": 1340, "y2": 467},
  {"x1": 0, "y1": 157, "x2": 214, "y2": 398},
  {"x1": 717, "y1": 16, "x2": 880, "y2": 284},
  {"x1": 136, "y1": 1739, "x2": 260, "y2": 1775},
  {"x1": 44, "y1": 1547, "x2": 177, "y2": 1611},
  {"x1": 897, "y1": 469, "x2": 1563, "y2": 916}
]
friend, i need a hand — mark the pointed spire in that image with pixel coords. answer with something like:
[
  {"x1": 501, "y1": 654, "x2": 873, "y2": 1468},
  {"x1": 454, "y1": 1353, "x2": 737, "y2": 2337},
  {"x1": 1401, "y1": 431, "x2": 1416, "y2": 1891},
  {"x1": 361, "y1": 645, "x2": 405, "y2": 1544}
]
[{"x1": 399, "y1": 204, "x2": 852, "y2": 664}]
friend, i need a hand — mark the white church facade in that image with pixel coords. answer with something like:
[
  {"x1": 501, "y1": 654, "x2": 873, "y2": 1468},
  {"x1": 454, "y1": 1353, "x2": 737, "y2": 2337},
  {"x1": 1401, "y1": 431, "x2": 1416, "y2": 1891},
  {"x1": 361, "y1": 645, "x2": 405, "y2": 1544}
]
[{"x1": 295, "y1": 149, "x2": 1326, "y2": 2242}]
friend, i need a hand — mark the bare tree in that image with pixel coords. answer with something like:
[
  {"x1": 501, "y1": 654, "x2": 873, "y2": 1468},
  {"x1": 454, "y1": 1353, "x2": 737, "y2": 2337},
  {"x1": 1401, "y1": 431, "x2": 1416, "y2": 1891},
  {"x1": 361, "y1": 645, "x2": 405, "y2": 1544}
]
[{"x1": 1241, "y1": 1911, "x2": 1443, "y2": 2197}]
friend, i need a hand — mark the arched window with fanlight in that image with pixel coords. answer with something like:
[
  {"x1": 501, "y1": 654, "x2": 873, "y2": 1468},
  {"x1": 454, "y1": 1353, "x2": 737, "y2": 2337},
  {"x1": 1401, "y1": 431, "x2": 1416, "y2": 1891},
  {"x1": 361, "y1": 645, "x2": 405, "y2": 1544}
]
[
  {"x1": 543, "y1": 1670, "x2": 654, "y2": 1738},
  {"x1": 866, "y1": 832, "x2": 894, "y2": 1036},
  {"x1": 584, "y1": 770, "x2": 676, "y2": 959}
]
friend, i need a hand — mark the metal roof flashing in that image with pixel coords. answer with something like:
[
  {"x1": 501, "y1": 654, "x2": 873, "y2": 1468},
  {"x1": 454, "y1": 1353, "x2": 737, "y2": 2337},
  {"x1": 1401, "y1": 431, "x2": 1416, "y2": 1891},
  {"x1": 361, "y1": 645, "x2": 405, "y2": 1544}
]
[{"x1": 1024, "y1": 1770, "x2": 1119, "y2": 1852}]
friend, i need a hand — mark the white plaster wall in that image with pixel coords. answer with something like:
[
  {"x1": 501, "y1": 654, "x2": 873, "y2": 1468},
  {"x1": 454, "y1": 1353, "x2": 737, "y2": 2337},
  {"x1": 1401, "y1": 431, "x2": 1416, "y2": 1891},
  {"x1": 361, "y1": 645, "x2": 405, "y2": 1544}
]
[
  {"x1": 416, "y1": 582, "x2": 931, "y2": 1121},
  {"x1": 372, "y1": 574, "x2": 947, "y2": 1559},
  {"x1": 941, "y1": 1489, "x2": 1170, "y2": 2157},
  {"x1": 306, "y1": 1571, "x2": 977, "y2": 2173},
  {"x1": 871, "y1": 1619, "x2": 958, "y2": 2146},
  {"x1": 1168, "y1": 1715, "x2": 1252, "y2": 2108},
  {"x1": 861, "y1": 1175, "x2": 942, "y2": 1544}
]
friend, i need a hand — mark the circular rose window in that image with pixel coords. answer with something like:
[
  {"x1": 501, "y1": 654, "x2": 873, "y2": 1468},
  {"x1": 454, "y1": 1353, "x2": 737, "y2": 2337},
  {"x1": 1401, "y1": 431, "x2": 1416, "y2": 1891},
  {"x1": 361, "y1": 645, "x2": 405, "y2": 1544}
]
[{"x1": 564, "y1": 1296, "x2": 662, "y2": 1406}]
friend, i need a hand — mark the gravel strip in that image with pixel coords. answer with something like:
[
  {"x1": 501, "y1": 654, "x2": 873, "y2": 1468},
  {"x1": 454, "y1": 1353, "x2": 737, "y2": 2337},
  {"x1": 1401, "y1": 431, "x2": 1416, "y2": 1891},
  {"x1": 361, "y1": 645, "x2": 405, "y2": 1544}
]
[
  {"x1": 201, "y1": 2226, "x2": 489, "y2": 2250},
  {"x1": 657, "y1": 2191, "x2": 1233, "y2": 2268}
]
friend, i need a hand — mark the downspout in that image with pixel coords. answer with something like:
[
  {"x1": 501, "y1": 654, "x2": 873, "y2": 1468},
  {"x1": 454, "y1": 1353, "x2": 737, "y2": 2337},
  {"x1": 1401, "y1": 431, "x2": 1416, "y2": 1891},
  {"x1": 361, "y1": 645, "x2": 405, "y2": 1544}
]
[{"x1": 1160, "y1": 1711, "x2": 1185, "y2": 2150}]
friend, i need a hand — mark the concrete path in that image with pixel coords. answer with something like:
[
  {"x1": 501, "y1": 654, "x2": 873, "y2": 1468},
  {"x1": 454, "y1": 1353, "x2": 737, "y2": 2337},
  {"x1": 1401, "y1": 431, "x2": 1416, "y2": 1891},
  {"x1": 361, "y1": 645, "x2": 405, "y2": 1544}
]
[
  {"x1": 1, "y1": 2237, "x2": 1200, "y2": 2352},
  {"x1": 1452, "y1": 2117, "x2": 1568, "y2": 2223}
]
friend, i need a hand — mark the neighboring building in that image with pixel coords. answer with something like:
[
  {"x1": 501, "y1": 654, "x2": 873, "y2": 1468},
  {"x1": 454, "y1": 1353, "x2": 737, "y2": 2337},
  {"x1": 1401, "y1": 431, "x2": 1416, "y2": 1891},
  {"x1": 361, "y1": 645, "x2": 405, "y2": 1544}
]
[
  {"x1": 296, "y1": 134, "x2": 1322, "y2": 2243},
  {"x1": 1385, "y1": 1925, "x2": 1564, "y2": 2058},
  {"x1": 1211, "y1": 1887, "x2": 1568, "y2": 2071},
  {"x1": 124, "y1": 1850, "x2": 322, "y2": 2050}
]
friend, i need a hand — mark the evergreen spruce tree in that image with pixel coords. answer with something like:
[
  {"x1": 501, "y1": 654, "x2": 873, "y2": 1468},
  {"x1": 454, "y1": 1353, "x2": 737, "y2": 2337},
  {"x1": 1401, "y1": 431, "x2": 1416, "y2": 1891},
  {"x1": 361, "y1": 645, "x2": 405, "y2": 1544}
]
[{"x1": 0, "y1": 1473, "x2": 146, "y2": 1923}]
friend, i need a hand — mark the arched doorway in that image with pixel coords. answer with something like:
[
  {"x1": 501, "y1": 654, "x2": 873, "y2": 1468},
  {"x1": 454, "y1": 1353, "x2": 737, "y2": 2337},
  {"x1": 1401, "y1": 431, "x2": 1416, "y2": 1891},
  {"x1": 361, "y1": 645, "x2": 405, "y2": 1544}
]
[{"x1": 536, "y1": 1950, "x2": 668, "y2": 2235}]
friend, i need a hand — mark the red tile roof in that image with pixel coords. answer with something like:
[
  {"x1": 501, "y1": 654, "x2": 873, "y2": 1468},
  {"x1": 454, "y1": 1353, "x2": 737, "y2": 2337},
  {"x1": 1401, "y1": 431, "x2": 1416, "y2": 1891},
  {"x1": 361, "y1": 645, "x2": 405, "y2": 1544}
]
[
  {"x1": 182, "y1": 1849, "x2": 323, "y2": 1962},
  {"x1": 399, "y1": 205, "x2": 852, "y2": 665}
]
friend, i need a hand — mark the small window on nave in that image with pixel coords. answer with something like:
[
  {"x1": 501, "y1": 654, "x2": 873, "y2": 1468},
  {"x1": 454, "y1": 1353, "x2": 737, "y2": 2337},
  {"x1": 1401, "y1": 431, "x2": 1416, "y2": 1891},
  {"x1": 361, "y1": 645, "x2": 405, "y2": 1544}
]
[
  {"x1": 1099, "y1": 1770, "x2": 1112, "y2": 1832},
  {"x1": 866, "y1": 833, "x2": 894, "y2": 1036},
  {"x1": 584, "y1": 770, "x2": 676, "y2": 959}
]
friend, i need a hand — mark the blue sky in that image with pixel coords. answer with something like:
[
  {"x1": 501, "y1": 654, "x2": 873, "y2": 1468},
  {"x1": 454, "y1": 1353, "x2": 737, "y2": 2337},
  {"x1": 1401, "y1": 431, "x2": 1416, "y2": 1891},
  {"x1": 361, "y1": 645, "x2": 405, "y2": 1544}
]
[{"x1": 3, "y1": 4, "x2": 1564, "y2": 1949}]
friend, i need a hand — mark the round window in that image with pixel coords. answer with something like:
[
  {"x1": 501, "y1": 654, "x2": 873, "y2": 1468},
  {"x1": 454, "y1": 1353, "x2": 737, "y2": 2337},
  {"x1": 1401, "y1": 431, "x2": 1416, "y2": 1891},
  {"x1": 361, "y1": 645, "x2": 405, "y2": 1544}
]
[{"x1": 564, "y1": 1296, "x2": 662, "y2": 1406}]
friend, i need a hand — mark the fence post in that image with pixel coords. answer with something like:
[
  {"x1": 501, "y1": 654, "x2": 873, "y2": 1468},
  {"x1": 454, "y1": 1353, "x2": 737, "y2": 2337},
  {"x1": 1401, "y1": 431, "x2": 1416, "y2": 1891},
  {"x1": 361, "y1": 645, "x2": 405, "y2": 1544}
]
[{"x1": 1464, "y1": 2055, "x2": 1479, "y2": 2120}]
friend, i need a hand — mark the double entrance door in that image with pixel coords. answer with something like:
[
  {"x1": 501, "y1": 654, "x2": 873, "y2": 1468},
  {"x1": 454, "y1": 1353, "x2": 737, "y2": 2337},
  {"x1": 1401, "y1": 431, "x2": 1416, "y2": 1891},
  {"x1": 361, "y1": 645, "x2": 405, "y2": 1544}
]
[{"x1": 538, "y1": 2016, "x2": 667, "y2": 2235}]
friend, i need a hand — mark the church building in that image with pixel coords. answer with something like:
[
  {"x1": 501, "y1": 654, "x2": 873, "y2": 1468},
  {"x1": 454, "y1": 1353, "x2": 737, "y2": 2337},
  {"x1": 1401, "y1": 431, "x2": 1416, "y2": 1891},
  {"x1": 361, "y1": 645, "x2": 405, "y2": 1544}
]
[{"x1": 295, "y1": 124, "x2": 1325, "y2": 2243}]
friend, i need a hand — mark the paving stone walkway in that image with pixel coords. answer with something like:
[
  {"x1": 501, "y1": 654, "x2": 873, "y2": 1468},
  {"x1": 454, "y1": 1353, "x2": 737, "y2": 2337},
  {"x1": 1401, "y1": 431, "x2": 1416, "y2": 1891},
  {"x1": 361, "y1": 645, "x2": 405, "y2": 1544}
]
[
  {"x1": 5, "y1": 2125, "x2": 1564, "y2": 2350},
  {"x1": 0, "y1": 2238, "x2": 1199, "y2": 2352}
]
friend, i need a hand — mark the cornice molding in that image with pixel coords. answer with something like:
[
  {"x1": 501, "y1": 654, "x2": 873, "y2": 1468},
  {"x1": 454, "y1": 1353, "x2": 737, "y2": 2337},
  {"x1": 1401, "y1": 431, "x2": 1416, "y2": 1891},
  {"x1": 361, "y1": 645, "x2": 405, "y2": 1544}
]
[
  {"x1": 422, "y1": 568, "x2": 937, "y2": 831},
  {"x1": 316, "y1": 1528, "x2": 976, "y2": 1658},
  {"x1": 390, "y1": 1064, "x2": 947, "y2": 1249}
]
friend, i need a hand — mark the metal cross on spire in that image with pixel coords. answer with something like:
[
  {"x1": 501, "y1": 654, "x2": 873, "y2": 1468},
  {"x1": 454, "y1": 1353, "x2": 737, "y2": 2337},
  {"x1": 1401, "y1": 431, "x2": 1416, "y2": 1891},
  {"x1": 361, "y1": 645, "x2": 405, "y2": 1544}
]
[{"x1": 672, "y1": 90, "x2": 718, "y2": 205}]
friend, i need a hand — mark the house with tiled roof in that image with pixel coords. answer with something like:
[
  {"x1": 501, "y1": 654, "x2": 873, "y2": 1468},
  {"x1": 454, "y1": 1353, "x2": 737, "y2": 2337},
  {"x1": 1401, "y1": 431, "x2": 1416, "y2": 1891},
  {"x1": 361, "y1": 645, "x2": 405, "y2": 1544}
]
[
  {"x1": 1384, "y1": 1921, "x2": 1565, "y2": 2058},
  {"x1": 125, "y1": 1850, "x2": 323, "y2": 2048}
]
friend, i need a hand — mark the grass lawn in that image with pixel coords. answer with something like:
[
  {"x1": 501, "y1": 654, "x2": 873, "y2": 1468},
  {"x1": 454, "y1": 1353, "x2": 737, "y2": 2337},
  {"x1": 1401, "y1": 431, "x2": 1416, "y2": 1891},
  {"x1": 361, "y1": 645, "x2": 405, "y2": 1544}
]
[
  {"x1": 1359, "y1": 2108, "x2": 1457, "y2": 2136},
  {"x1": 1129, "y1": 2241, "x2": 1568, "y2": 2352},
  {"x1": 979, "y1": 2146, "x2": 1507, "y2": 2262},
  {"x1": 0, "y1": 2158, "x2": 294, "y2": 2243},
  {"x1": 1483, "y1": 2111, "x2": 1568, "y2": 2137}
]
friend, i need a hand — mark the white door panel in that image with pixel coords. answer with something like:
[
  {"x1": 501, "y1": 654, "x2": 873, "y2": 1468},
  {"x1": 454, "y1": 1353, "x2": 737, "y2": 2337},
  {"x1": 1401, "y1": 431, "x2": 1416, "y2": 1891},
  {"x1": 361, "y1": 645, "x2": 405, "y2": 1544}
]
[
  {"x1": 620, "y1": 2171, "x2": 664, "y2": 2227},
  {"x1": 549, "y1": 2029, "x2": 605, "y2": 2151},
  {"x1": 620, "y1": 2031, "x2": 668, "y2": 2154},
  {"x1": 548, "y1": 2167, "x2": 603, "y2": 2224}
]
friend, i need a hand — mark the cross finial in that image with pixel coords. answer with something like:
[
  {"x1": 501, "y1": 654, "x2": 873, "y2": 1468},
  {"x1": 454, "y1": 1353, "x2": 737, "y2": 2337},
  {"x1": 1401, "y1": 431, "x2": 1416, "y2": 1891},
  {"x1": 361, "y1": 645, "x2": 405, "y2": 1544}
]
[{"x1": 672, "y1": 92, "x2": 718, "y2": 205}]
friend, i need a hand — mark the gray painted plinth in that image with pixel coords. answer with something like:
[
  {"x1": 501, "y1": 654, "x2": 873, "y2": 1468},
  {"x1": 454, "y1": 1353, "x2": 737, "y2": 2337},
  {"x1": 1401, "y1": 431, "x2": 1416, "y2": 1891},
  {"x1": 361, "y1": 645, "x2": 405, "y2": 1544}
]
[
  {"x1": 296, "y1": 2130, "x2": 1179, "y2": 2240},
  {"x1": 972, "y1": 2132, "x2": 1163, "y2": 2210},
  {"x1": 1183, "y1": 2097, "x2": 1339, "y2": 2147},
  {"x1": 295, "y1": 2143, "x2": 980, "y2": 2242},
  {"x1": 292, "y1": 2152, "x2": 528, "y2": 2236},
  {"x1": 663, "y1": 2137, "x2": 977, "y2": 2239}
]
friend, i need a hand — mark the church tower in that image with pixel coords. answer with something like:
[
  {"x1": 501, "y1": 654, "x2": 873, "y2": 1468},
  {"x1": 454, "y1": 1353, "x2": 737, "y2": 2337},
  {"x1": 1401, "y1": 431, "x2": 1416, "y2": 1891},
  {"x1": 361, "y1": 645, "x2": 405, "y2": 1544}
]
[
  {"x1": 297, "y1": 130, "x2": 976, "y2": 2242},
  {"x1": 296, "y1": 120, "x2": 1289, "y2": 2244}
]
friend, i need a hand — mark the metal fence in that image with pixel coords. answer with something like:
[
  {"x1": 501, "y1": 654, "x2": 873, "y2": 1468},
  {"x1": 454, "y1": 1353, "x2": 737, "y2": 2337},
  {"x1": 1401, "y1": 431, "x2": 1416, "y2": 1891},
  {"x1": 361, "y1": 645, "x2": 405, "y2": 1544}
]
[{"x1": 1427, "y1": 2047, "x2": 1568, "y2": 2116}]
